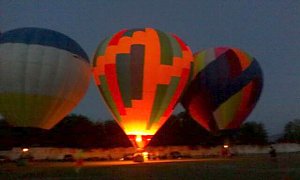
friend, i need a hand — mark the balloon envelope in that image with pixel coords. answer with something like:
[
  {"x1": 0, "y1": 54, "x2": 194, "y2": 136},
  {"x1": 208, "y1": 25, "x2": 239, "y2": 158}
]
[
  {"x1": 92, "y1": 28, "x2": 193, "y2": 148},
  {"x1": 0, "y1": 27, "x2": 91, "y2": 129},
  {"x1": 181, "y1": 47, "x2": 263, "y2": 132}
]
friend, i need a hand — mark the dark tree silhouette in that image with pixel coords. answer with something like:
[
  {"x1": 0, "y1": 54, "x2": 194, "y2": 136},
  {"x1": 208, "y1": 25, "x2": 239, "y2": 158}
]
[
  {"x1": 234, "y1": 122, "x2": 268, "y2": 145},
  {"x1": 0, "y1": 118, "x2": 14, "y2": 150},
  {"x1": 149, "y1": 112, "x2": 223, "y2": 146},
  {"x1": 101, "y1": 120, "x2": 132, "y2": 148},
  {"x1": 0, "y1": 118, "x2": 49, "y2": 149},
  {"x1": 49, "y1": 115, "x2": 131, "y2": 148},
  {"x1": 0, "y1": 113, "x2": 271, "y2": 149},
  {"x1": 49, "y1": 114, "x2": 101, "y2": 148},
  {"x1": 283, "y1": 119, "x2": 300, "y2": 143}
]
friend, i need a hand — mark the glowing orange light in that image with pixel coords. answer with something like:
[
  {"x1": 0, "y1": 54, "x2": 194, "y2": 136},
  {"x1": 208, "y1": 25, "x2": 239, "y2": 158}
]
[
  {"x1": 142, "y1": 151, "x2": 149, "y2": 160},
  {"x1": 223, "y1": 145, "x2": 229, "y2": 149},
  {"x1": 128, "y1": 134, "x2": 153, "y2": 149},
  {"x1": 136, "y1": 135, "x2": 142, "y2": 142},
  {"x1": 22, "y1": 148, "x2": 29, "y2": 152}
]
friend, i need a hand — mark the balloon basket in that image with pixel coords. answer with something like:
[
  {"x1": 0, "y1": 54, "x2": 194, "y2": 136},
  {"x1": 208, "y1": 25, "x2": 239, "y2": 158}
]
[{"x1": 127, "y1": 135, "x2": 153, "y2": 149}]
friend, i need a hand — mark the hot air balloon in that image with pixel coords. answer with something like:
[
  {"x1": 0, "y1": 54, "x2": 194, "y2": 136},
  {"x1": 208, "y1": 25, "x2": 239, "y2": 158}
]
[
  {"x1": 0, "y1": 27, "x2": 91, "y2": 129},
  {"x1": 181, "y1": 47, "x2": 263, "y2": 133},
  {"x1": 92, "y1": 28, "x2": 193, "y2": 149}
]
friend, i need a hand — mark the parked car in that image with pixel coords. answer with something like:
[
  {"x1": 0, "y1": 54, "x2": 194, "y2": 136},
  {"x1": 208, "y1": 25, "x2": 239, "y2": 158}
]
[
  {"x1": 120, "y1": 154, "x2": 133, "y2": 161},
  {"x1": 133, "y1": 153, "x2": 144, "y2": 162},
  {"x1": 0, "y1": 155, "x2": 10, "y2": 163},
  {"x1": 169, "y1": 151, "x2": 182, "y2": 159},
  {"x1": 63, "y1": 154, "x2": 74, "y2": 162}
]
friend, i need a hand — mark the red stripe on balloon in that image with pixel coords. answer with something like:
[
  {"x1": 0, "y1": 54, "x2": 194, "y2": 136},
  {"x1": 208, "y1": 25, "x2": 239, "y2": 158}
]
[
  {"x1": 104, "y1": 64, "x2": 126, "y2": 115},
  {"x1": 172, "y1": 34, "x2": 188, "y2": 51},
  {"x1": 163, "y1": 68, "x2": 190, "y2": 117},
  {"x1": 92, "y1": 68, "x2": 101, "y2": 85},
  {"x1": 188, "y1": 94, "x2": 213, "y2": 131},
  {"x1": 108, "y1": 29, "x2": 127, "y2": 46},
  {"x1": 226, "y1": 50, "x2": 242, "y2": 79},
  {"x1": 215, "y1": 47, "x2": 228, "y2": 57},
  {"x1": 226, "y1": 81, "x2": 253, "y2": 129}
]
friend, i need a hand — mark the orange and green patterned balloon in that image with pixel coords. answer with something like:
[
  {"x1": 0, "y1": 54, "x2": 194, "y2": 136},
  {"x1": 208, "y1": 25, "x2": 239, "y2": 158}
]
[{"x1": 92, "y1": 28, "x2": 193, "y2": 148}]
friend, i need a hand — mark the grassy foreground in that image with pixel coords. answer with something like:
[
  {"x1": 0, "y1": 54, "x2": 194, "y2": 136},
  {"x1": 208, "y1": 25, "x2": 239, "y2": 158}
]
[{"x1": 0, "y1": 153, "x2": 299, "y2": 179}]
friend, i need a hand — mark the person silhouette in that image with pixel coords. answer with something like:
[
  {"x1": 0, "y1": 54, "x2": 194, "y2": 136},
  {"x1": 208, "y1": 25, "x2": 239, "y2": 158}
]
[{"x1": 269, "y1": 146, "x2": 277, "y2": 158}]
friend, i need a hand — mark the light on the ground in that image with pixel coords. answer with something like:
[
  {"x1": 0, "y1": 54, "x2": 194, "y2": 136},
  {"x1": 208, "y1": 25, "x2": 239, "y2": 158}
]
[
  {"x1": 142, "y1": 151, "x2": 148, "y2": 160},
  {"x1": 142, "y1": 151, "x2": 148, "y2": 157},
  {"x1": 223, "y1": 145, "x2": 229, "y2": 149},
  {"x1": 22, "y1": 148, "x2": 29, "y2": 152}
]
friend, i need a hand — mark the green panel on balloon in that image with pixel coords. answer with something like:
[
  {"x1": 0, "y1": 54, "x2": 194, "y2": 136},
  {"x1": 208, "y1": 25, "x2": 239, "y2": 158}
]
[
  {"x1": 244, "y1": 53, "x2": 253, "y2": 63},
  {"x1": 194, "y1": 51, "x2": 206, "y2": 74},
  {"x1": 157, "y1": 30, "x2": 173, "y2": 65},
  {"x1": 99, "y1": 76, "x2": 121, "y2": 122},
  {"x1": 93, "y1": 36, "x2": 112, "y2": 66},
  {"x1": 156, "y1": 77, "x2": 180, "y2": 121},
  {"x1": 130, "y1": 44, "x2": 145, "y2": 100},
  {"x1": 116, "y1": 53, "x2": 132, "y2": 107},
  {"x1": 168, "y1": 34, "x2": 182, "y2": 58},
  {"x1": 148, "y1": 85, "x2": 168, "y2": 129},
  {"x1": 148, "y1": 77, "x2": 180, "y2": 128},
  {"x1": 0, "y1": 93, "x2": 60, "y2": 127},
  {"x1": 188, "y1": 62, "x2": 194, "y2": 83}
]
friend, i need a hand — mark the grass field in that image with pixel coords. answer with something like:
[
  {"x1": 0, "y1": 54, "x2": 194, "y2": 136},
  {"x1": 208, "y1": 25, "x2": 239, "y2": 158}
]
[{"x1": 0, "y1": 153, "x2": 299, "y2": 179}]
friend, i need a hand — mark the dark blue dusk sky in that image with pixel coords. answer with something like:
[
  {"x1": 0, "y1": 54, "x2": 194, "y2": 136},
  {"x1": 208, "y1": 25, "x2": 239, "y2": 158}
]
[{"x1": 1, "y1": 0, "x2": 299, "y2": 135}]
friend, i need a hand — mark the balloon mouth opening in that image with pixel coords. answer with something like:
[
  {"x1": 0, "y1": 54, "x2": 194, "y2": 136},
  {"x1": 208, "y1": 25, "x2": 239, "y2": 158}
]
[{"x1": 127, "y1": 134, "x2": 153, "y2": 149}]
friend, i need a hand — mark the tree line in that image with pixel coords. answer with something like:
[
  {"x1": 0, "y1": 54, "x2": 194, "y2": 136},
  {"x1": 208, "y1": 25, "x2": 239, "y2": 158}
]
[{"x1": 0, "y1": 112, "x2": 299, "y2": 150}]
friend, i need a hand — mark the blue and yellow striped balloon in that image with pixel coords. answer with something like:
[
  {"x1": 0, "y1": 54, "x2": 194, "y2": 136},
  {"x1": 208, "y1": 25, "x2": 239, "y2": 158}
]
[{"x1": 0, "y1": 27, "x2": 91, "y2": 129}]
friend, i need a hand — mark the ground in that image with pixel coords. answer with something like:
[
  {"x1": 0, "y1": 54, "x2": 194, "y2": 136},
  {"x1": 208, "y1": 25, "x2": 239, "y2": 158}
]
[{"x1": 0, "y1": 153, "x2": 299, "y2": 179}]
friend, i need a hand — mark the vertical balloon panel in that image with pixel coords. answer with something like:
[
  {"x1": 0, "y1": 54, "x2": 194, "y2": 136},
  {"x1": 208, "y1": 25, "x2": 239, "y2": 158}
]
[{"x1": 93, "y1": 28, "x2": 193, "y2": 148}]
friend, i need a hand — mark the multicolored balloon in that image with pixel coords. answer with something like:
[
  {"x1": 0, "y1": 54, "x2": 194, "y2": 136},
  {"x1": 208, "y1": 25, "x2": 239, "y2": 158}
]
[
  {"x1": 0, "y1": 27, "x2": 91, "y2": 129},
  {"x1": 181, "y1": 47, "x2": 263, "y2": 132},
  {"x1": 92, "y1": 28, "x2": 193, "y2": 148}
]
